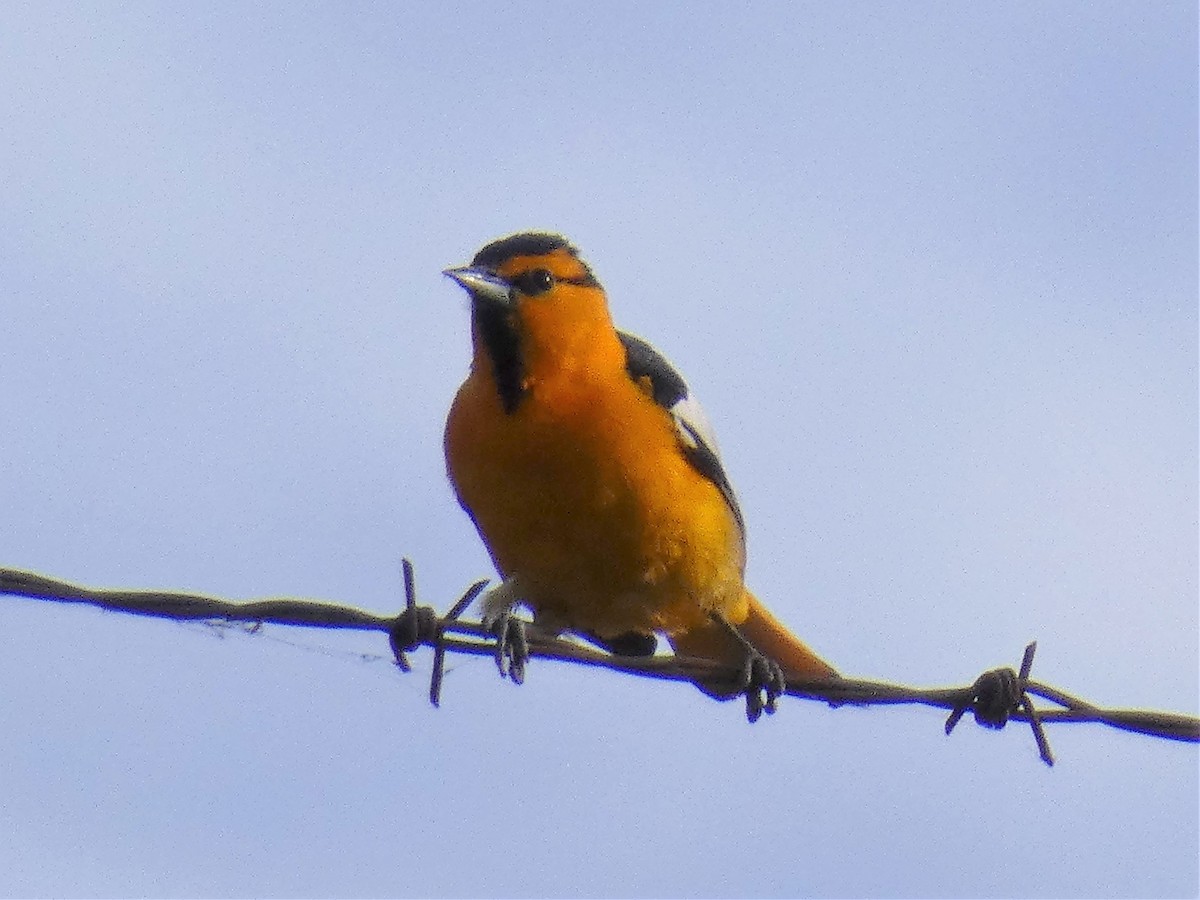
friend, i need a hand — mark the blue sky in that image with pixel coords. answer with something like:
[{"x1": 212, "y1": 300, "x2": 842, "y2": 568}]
[{"x1": 1, "y1": 4, "x2": 1196, "y2": 897}]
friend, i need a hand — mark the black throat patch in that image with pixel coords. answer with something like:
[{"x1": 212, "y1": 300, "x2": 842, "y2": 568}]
[{"x1": 473, "y1": 299, "x2": 525, "y2": 413}]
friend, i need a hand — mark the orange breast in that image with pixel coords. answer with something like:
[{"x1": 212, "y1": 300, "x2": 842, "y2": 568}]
[{"x1": 445, "y1": 362, "x2": 746, "y2": 639}]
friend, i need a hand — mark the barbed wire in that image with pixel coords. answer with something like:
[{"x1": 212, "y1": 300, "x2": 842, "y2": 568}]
[{"x1": 3, "y1": 563, "x2": 1196, "y2": 766}]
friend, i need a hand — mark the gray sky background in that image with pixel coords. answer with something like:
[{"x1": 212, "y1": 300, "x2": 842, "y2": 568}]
[{"x1": 2, "y1": 4, "x2": 1196, "y2": 897}]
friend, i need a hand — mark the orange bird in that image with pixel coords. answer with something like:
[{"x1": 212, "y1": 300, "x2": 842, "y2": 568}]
[{"x1": 443, "y1": 232, "x2": 838, "y2": 717}]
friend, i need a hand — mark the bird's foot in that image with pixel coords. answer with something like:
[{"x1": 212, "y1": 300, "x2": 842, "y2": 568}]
[
  {"x1": 479, "y1": 578, "x2": 529, "y2": 684},
  {"x1": 713, "y1": 613, "x2": 786, "y2": 723},
  {"x1": 737, "y1": 648, "x2": 786, "y2": 723}
]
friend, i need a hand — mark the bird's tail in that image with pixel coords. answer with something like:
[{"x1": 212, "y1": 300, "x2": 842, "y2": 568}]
[{"x1": 668, "y1": 589, "x2": 839, "y2": 698}]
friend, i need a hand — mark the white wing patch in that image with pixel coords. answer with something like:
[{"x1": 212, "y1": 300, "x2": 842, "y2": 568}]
[
  {"x1": 670, "y1": 394, "x2": 722, "y2": 459},
  {"x1": 617, "y1": 331, "x2": 745, "y2": 536}
]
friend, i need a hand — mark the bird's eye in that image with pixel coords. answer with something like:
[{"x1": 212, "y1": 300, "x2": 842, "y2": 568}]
[{"x1": 513, "y1": 268, "x2": 554, "y2": 296}]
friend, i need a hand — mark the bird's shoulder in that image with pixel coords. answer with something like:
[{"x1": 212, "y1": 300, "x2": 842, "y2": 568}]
[{"x1": 617, "y1": 331, "x2": 745, "y2": 535}]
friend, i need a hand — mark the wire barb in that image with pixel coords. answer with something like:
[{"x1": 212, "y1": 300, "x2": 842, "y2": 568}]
[
  {"x1": 3, "y1": 565, "x2": 1196, "y2": 763},
  {"x1": 387, "y1": 559, "x2": 438, "y2": 673},
  {"x1": 1016, "y1": 642, "x2": 1054, "y2": 766},
  {"x1": 944, "y1": 642, "x2": 1054, "y2": 765},
  {"x1": 429, "y1": 577, "x2": 490, "y2": 707}
]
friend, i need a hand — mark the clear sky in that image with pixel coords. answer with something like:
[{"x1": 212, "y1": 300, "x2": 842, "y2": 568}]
[{"x1": 2, "y1": 4, "x2": 1196, "y2": 898}]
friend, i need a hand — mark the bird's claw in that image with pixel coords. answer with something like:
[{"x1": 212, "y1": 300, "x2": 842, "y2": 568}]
[
  {"x1": 706, "y1": 611, "x2": 786, "y2": 722},
  {"x1": 489, "y1": 605, "x2": 529, "y2": 684},
  {"x1": 478, "y1": 578, "x2": 530, "y2": 684},
  {"x1": 738, "y1": 650, "x2": 786, "y2": 723}
]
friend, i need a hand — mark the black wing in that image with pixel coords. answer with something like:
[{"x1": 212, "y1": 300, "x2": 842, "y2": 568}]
[{"x1": 618, "y1": 331, "x2": 746, "y2": 538}]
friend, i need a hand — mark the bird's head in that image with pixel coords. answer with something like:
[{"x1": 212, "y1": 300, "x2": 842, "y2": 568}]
[{"x1": 445, "y1": 232, "x2": 622, "y2": 409}]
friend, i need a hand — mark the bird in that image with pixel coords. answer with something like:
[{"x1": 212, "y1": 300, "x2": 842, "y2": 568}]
[{"x1": 442, "y1": 231, "x2": 838, "y2": 717}]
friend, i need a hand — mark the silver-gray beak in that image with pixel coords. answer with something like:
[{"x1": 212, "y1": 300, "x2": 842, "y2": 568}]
[{"x1": 443, "y1": 266, "x2": 513, "y2": 308}]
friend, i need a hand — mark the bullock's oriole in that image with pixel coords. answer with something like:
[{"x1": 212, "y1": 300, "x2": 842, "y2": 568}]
[{"x1": 444, "y1": 232, "x2": 838, "y2": 717}]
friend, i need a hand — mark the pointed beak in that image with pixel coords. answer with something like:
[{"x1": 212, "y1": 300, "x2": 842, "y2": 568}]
[{"x1": 443, "y1": 266, "x2": 514, "y2": 308}]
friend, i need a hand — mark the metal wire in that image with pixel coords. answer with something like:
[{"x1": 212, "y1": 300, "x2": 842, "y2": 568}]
[{"x1": 4, "y1": 564, "x2": 1196, "y2": 766}]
